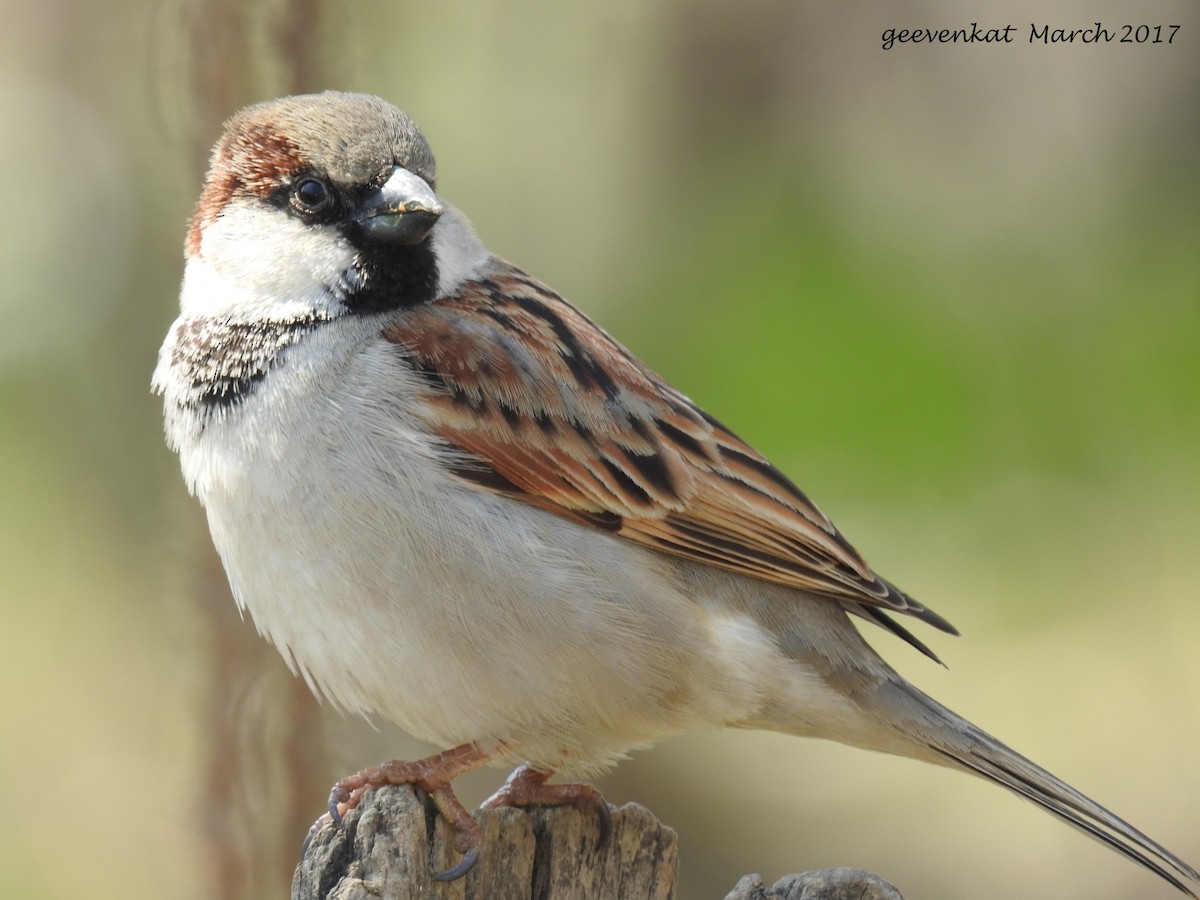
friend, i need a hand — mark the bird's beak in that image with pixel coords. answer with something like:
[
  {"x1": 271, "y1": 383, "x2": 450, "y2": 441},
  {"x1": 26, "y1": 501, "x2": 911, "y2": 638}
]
[{"x1": 353, "y1": 167, "x2": 443, "y2": 245}]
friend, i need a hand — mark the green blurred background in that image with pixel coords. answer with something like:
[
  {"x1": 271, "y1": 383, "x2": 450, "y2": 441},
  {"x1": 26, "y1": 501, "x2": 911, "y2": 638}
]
[{"x1": 1, "y1": 1, "x2": 1197, "y2": 898}]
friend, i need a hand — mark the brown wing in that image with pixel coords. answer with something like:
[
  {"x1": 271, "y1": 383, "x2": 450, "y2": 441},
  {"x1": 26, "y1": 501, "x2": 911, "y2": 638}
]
[{"x1": 383, "y1": 259, "x2": 956, "y2": 647}]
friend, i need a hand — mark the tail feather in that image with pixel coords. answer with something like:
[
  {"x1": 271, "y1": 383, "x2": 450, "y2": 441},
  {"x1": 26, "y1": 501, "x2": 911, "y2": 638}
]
[
  {"x1": 932, "y1": 741, "x2": 1199, "y2": 896},
  {"x1": 880, "y1": 681, "x2": 1200, "y2": 897}
]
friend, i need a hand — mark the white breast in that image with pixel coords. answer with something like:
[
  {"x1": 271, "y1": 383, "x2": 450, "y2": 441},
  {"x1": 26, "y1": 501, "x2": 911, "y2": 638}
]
[{"x1": 160, "y1": 313, "x2": 807, "y2": 770}]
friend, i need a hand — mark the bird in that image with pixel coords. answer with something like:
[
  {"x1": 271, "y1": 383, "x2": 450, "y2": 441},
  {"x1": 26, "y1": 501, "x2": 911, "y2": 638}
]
[{"x1": 153, "y1": 91, "x2": 1199, "y2": 893}]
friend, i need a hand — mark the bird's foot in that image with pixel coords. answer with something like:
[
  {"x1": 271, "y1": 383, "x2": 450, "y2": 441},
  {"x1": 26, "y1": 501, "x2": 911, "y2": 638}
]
[
  {"x1": 481, "y1": 763, "x2": 613, "y2": 843},
  {"x1": 307, "y1": 742, "x2": 492, "y2": 881}
]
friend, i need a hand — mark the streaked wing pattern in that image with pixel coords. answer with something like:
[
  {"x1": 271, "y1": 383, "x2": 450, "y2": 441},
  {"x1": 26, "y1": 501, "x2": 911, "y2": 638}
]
[{"x1": 383, "y1": 259, "x2": 957, "y2": 647}]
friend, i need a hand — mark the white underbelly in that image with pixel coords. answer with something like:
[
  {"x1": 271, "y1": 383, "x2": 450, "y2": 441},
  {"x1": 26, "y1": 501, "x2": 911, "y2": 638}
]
[{"x1": 185, "y1": 376, "x2": 771, "y2": 768}]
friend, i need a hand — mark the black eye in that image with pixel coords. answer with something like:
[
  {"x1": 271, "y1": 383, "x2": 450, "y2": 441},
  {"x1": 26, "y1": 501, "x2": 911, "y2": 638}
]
[{"x1": 292, "y1": 177, "x2": 331, "y2": 212}]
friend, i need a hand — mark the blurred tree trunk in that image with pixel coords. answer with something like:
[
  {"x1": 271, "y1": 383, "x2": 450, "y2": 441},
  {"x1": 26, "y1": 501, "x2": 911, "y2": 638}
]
[
  {"x1": 188, "y1": 0, "x2": 326, "y2": 166},
  {"x1": 184, "y1": 2, "x2": 331, "y2": 897}
]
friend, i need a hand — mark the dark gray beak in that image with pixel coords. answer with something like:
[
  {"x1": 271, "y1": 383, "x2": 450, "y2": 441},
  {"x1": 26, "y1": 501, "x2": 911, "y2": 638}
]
[{"x1": 354, "y1": 167, "x2": 443, "y2": 245}]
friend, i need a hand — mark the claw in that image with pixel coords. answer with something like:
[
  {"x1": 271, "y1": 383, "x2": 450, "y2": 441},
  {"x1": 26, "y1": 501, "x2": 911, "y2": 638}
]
[
  {"x1": 432, "y1": 845, "x2": 480, "y2": 882},
  {"x1": 593, "y1": 797, "x2": 613, "y2": 846},
  {"x1": 301, "y1": 812, "x2": 334, "y2": 854},
  {"x1": 328, "y1": 795, "x2": 344, "y2": 826}
]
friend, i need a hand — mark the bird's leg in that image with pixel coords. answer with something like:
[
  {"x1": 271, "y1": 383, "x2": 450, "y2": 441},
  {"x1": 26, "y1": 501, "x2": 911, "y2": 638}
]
[
  {"x1": 481, "y1": 763, "x2": 613, "y2": 842},
  {"x1": 309, "y1": 742, "x2": 493, "y2": 881}
]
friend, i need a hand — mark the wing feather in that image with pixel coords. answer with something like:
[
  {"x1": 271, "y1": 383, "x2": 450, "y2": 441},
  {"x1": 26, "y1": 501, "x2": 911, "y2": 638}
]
[{"x1": 383, "y1": 259, "x2": 956, "y2": 648}]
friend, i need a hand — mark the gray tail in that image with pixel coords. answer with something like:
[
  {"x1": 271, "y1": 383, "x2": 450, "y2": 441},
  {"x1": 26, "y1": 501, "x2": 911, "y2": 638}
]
[{"x1": 874, "y1": 679, "x2": 1200, "y2": 897}]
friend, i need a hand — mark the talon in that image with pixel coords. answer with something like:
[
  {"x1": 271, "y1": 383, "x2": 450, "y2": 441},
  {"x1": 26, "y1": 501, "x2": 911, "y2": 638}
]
[
  {"x1": 594, "y1": 798, "x2": 613, "y2": 845},
  {"x1": 301, "y1": 812, "x2": 335, "y2": 854},
  {"x1": 432, "y1": 845, "x2": 480, "y2": 882},
  {"x1": 327, "y1": 779, "x2": 356, "y2": 825}
]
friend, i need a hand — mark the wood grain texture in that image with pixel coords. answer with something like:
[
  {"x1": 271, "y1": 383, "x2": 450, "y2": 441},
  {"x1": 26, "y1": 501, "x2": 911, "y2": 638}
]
[
  {"x1": 292, "y1": 785, "x2": 677, "y2": 900},
  {"x1": 292, "y1": 785, "x2": 904, "y2": 899}
]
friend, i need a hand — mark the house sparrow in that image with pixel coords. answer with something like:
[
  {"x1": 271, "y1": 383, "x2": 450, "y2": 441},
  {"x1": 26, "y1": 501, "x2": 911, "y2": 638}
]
[{"x1": 153, "y1": 91, "x2": 1199, "y2": 893}]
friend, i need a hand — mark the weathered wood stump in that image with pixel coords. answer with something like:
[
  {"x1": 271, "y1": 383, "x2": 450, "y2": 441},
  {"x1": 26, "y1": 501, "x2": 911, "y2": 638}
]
[{"x1": 293, "y1": 785, "x2": 903, "y2": 899}]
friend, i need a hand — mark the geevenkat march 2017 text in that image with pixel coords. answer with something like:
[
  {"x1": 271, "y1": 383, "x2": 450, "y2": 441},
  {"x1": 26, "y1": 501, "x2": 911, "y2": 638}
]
[{"x1": 881, "y1": 22, "x2": 1181, "y2": 51}]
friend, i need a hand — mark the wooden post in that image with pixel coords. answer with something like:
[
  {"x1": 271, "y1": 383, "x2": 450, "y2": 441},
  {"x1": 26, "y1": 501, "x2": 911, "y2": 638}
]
[{"x1": 293, "y1": 786, "x2": 902, "y2": 899}]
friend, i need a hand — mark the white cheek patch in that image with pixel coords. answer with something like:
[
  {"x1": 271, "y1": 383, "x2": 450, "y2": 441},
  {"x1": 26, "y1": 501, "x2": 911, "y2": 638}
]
[
  {"x1": 184, "y1": 200, "x2": 489, "y2": 319},
  {"x1": 183, "y1": 205, "x2": 360, "y2": 320}
]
